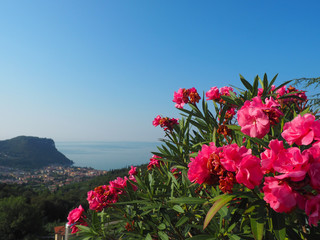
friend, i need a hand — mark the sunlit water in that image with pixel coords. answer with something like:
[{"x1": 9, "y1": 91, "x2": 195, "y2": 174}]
[{"x1": 56, "y1": 141, "x2": 160, "y2": 170}]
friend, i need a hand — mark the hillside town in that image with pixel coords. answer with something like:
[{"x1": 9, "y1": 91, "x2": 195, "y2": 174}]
[{"x1": 0, "y1": 165, "x2": 107, "y2": 191}]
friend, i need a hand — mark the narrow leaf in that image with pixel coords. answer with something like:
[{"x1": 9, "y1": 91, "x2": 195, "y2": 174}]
[
  {"x1": 175, "y1": 216, "x2": 189, "y2": 227},
  {"x1": 240, "y1": 74, "x2": 253, "y2": 91},
  {"x1": 168, "y1": 197, "x2": 206, "y2": 205},
  {"x1": 272, "y1": 212, "x2": 286, "y2": 240},
  {"x1": 250, "y1": 218, "x2": 264, "y2": 240},
  {"x1": 203, "y1": 194, "x2": 234, "y2": 229}
]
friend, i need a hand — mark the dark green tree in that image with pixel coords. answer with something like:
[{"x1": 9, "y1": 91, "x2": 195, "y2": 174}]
[{"x1": 0, "y1": 196, "x2": 42, "y2": 240}]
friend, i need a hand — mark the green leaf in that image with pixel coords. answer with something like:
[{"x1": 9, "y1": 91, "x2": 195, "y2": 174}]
[
  {"x1": 186, "y1": 235, "x2": 215, "y2": 240},
  {"x1": 226, "y1": 124, "x2": 241, "y2": 131},
  {"x1": 76, "y1": 225, "x2": 91, "y2": 232},
  {"x1": 240, "y1": 74, "x2": 253, "y2": 91},
  {"x1": 269, "y1": 73, "x2": 278, "y2": 87},
  {"x1": 168, "y1": 197, "x2": 206, "y2": 205},
  {"x1": 172, "y1": 204, "x2": 184, "y2": 213},
  {"x1": 252, "y1": 75, "x2": 259, "y2": 97},
  {"x1": 145, "y1": 233, "x2": 152, "y2": 240},
  {"x1": 228, "y1": 234, "x2": 242, "y2": 240},
  {"x1": 250, "y1": 218, "x2": 264, "y2": 240},
  {"x1": 272, "y1": 212, "x2": 286, "y2": 240},
  {"x1": 221, "y1": 95, "x2": 239, "y2": 106},
  {"x1": 175, "y1": 215, "x2": 189, "y2": 227},
  {"x1": 203, "y1": 194, "x2": 234, "y2": 229},
  {"x1": 158, "y1": 231, "x2": 169, "y2": 240},
  {"x1": 158, "y1": 223, "x2": 166, "y2": 230}
]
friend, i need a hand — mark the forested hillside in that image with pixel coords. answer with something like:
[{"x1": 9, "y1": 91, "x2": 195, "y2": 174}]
[{"x1": 0, "y1": 165, "x2": 145, "y2": 240}]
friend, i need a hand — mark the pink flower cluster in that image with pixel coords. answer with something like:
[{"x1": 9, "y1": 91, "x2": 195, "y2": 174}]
[
  {"x1": 258, "y1": 85, "x2": 307, "y2": 105},
  {"x1": 237, "y1": 96, "x2": 283, "y2": 138},
  {"x1": 87, "y1": 185, "x2": 119, "y2": 212},
  {"x1": 153, "y1": 115, "x2": 179, "y2": 131},
  {"x1": 261, "y1": 138, "x2": 320, "y2": 225},
  {"x1": 188, "y1": 143, "x2": 263, "y2": 193},
  {"x1": 206, "y1": 86, "x2": 235, "y2": 101},
  {"x1": 282, "y1": 113, "x2": 320, "y2": 146},
  {"x1": 173, "y1": 87, "x2": 201, "y2": 108},
  {"x1": 67, "y1": 205, "x2": 87, "y2": 233},
  {"x1": 87, "y1": 166, "x2": 138, "y2": 212},
  {"x1": 206, "y1": 86, "x2": 237, "y2": 122},
  {"x1": 148, "y1": 155, "x2": 163, "y2": 170}
]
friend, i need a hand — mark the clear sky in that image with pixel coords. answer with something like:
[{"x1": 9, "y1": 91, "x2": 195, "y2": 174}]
[{"x1": 0, "y1": 1, "x2": 319, "y2": 142}]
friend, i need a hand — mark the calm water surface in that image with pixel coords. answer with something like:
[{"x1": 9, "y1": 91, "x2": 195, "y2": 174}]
[{"x1": 56, "y1": 141, "x2": 160, "y2": 170}]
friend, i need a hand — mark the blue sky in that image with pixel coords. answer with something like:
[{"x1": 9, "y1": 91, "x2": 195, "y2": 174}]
[{"x1": 0, "y1": 1, "x2": 319, "y2": 141}]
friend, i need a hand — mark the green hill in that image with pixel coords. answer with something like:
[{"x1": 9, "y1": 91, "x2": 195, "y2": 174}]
[{"x1": 0, "y1": 136, "x2": 73, "y2": 169}]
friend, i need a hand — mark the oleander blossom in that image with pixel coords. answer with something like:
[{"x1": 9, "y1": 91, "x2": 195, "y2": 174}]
[
  {"x1": 110, "y1": 177, "x2": 128, "y2": 195},
  {"x1": 188, "y1": 143, "x2": 262, "y2": 193},
  {"x1": 188, "y1": 143, "x2": 221, "y2": 185},
  {"x1": 128, "y1": 166, "x2": 137, "y2": 176},
  {"x1": 220, "y1": 86, "x2": 235, "y2": 96},
  {"x1": 148, "y1": 155, "x2": 163, "y2": 170},
  {"x1": 206, "y1": 87, "x2": 220, "y2": 101},
  {"x1": 237, "y1": 98, "x2": 270, "y2": 138},
  {"x1": 236, "y1": 155, "x2": 263, "y2": 189},
  {"x1": 304, "y1": 141, "x2": 320, "y2": 190},
  {"x1": 261, "y1": 139, "x2": 309, "y2": 181},
  {"x1": 282, "y1": 113, "x2": 320, "y2": 146},
  {"x1": 67, "y1": 205, "x2": 87, "y2": 234},
  {"x1": 305, "y1": 195, "x2": 320, "y2": 226},
  {"x1": 87, "y1": 185, "x2": 118, "y2": 212},
  {"x1": 173, "y1": 87, "x2": 201, "y2": 108},
  {"x1": 263, "y1": 177, "x2": 297, "y2": 213},
  {"x1": 237, "y1": 96, "x2": 283, "y2": 138},
  {"x1": 206, "y1": 86, "x2": 236, "y2": 102},
  {"x1": 153, "y1": 115, "x2": 179, "y2": 131}
]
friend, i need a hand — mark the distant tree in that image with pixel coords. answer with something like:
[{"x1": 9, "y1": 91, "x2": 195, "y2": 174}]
[{"x1": 0, "y1": 196, "x2": 42, "y2": 240}]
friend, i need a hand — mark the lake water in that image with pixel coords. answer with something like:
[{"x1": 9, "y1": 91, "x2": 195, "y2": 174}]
[{"x1": 55, "y1": 141, "x2": 160, "y2": 170}]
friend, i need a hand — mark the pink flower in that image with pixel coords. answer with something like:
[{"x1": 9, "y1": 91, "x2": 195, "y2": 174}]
[
  {"x1": 173, "y1": 88, "x2": 187, "y2": 108},
  {"x1": 219, "y1": 144, "x2": 251, "y2": 172},
  {"x1": 273, "y1": 147, "x2": 309, "y2": 182},
  {"x1": 260, "y1": 139, "x2": 285, "y2": 174},
  {"x1": 237, "y1": 98, "x2": 270, "y2": 138},
  {"x1": 173, "y1": 87, "x2": 201, "y2": 108},
  {"x1": 261, "y1": 139, "x2": 309, "y2": 181},
  {"x1": 206, "y1": 87, "x2": 220, "y2": 101},
  {"x1": 110, "y1": 177, "x2": 128, "y2": 195},
  {"x1": 152, "y1": 115, "x2": 161, "y2": 127},
  {"x1": 67, "y1": 205, "x2": 85, "y2": 225},
  {"x1": 87, "y1": 185, "x2": 118, "y2": 212},
  {"x1": 304, "y1": 141, "x2": 320, "y2": 164},
  {"x1": 276, "y1": 85, "x2": 287, "y2": 98},
  {"x1": 237, "y1": 96, "x2": 283, "y2": 138},
  {"x1": 220, "y1": 86, "x2": 235, "y2": 96},
  {"x1": 282, "y1": 113, "x2": 320, "y2": 145},
  {"x1": 263, "y1": 177, "x2": 297, "y2": 213},
  {"x1": 148, "y1": 155, "x2": 163, "y2": 170},
  {"x1": 188, "y1": 143, "x2": 220, "y2": 185},
  {"x1": 305, "y1": 195, "x2": 320, "y2": 226},
  {"x1": 67, "y1": 205, "x2": 87, "y2": 234},
  {"x1": 309, "y1": 162, "x2": 320, "y2": 190},
  {"x1": 236, "y1": 155, "x2": 263, "y2": 189},
  {"x1": 128, "y1": 166, "x2": 137, "y2": 176}
]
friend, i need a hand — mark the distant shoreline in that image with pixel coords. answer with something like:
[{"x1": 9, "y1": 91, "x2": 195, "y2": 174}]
[{"x1": 56, "y1": 141, "x2": 160, "y2": 171}]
